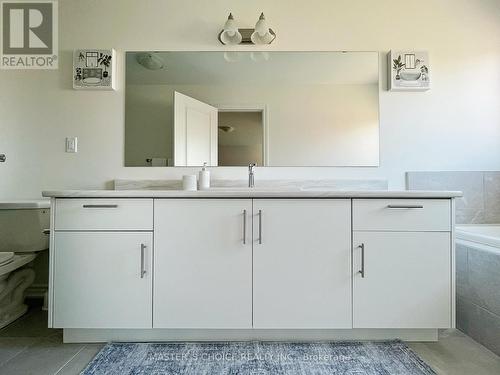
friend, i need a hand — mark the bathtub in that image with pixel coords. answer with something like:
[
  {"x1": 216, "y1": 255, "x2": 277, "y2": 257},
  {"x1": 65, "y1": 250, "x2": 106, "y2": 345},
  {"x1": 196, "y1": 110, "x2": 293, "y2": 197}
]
[
  {"x1": 456, "y1": 224, "x2": 500, "y2": 249},
  {"x1": 455, "y1": 224, "x2": 500, "y2": 356}
]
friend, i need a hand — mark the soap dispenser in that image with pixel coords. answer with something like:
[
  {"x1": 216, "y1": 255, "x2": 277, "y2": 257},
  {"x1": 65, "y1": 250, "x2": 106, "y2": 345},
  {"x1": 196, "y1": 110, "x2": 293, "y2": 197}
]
[{"x1": 199, "y1": 162, "x2": 210, "y2": 190}]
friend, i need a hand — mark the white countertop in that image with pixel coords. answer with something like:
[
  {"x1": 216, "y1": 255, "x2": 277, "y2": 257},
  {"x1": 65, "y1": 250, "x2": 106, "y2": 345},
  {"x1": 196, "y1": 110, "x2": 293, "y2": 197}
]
[
  {"x1": 0, "y1": 200, "x2": 50, "y2": 209},
  {"x1": 42, "y1": 189, "x2": 462, "y2": 199}
]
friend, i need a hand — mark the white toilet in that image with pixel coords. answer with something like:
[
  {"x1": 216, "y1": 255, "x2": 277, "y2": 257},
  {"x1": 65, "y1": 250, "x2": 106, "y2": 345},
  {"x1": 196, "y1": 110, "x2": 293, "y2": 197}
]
[{"x1": 0, "y1": 200, "x2": 50, "y2": 328}]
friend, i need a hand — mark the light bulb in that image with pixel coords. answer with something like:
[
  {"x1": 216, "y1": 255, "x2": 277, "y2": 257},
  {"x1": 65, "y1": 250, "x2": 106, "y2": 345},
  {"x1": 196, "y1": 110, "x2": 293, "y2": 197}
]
[
  {"x1": 254, "y1": 13, "x2": 268, "y2": 36},
  {"x1": 223, "y1": 13, "x2": 237, "y2": 36},
  {"x1": 251, "y1": 13, "x2": 275, "y2": 45},
  {"x1": 220, "y1": 13, "x2": 242, "y2": 45}
]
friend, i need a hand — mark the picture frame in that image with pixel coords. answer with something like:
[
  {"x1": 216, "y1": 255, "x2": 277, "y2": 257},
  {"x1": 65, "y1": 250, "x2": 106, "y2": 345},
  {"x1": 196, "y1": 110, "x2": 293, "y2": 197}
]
[
  {"x1": 388, "y1": 50, "x2": 430, "y2": 91},
  {"x1": 73, "y1": 49, "x2": 116, "y2": 90}
]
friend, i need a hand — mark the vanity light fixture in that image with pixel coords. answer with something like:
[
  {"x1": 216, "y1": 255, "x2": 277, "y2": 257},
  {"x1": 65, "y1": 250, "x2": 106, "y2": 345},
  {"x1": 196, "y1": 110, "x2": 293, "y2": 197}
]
[{"x1": 218, "y1": 12, "x2": 276, "y2": 45}]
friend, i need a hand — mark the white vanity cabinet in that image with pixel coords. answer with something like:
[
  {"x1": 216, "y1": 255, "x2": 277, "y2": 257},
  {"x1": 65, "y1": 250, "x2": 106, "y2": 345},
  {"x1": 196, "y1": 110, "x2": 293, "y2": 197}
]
[
  {"x1": 252, "y1": 199, "x2": 351, "y2": 328},
  {"x1": 153, "y1": 199, "x2": 253, "y2": 329},
  {"x1": 154, "y1": 198, "x2": 352, "y2": 329},
  {"x1": 45, "y1": 192, "x2": 458, "y2": 342},
  {"x1": 352, "y1": 199, "x2": 452, "y2": 328},
  {"x1": 51, "y1": 199, "x2": 154, "y2": 329},
  {"x1": 53, "y1": 232, "x2": 153, "y2": 328}
]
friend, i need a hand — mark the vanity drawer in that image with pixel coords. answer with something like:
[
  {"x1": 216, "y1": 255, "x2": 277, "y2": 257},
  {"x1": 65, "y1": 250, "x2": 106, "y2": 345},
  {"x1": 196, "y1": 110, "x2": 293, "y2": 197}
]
[
  {"x1": 54, "y1": 199, "x2": 153, "y2": 231},
  {"x1": 353, "y1": 199, "x2": 451, "y2": 232}
]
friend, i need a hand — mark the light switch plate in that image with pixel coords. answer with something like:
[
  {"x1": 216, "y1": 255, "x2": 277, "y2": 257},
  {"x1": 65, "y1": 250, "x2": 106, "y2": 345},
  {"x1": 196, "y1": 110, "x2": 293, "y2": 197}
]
[{"x1": 66, "y1": 137, "x2": 78, "y2": 153}]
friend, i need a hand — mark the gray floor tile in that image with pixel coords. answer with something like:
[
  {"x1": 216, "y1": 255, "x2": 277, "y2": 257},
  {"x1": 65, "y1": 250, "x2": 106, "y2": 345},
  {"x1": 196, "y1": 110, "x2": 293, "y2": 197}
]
[
  {"x1": 1, "y1": 306, "x2": 500, "y2": 375},
  {"x1": 409, "y1": 329, "x2": 500, "y2": 375},
  {"x1": 0, "y1": 337, "x2": 38, "y2": 367},
  {"x1": 0, "y1": 308, "x2": 59, "y2": 338},
  {"x1": 55, "y1": 344, "x2": 104, "y2": 375},
  {"x1": 0, "y1": 333, "x2": 84, "y2": 375}
]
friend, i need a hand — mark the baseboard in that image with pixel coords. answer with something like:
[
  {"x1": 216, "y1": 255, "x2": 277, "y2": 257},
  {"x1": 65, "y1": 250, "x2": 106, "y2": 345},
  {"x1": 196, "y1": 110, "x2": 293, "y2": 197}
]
[{"x1": 63, "y1": 328, "x2": 439, "y2": 343}]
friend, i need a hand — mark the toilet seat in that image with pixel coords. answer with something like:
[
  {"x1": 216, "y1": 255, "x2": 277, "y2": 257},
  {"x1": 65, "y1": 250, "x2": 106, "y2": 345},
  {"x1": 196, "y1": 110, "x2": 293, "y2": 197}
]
[{"x1": 0, "y1": 252, "x2": 15, "y2": 267}]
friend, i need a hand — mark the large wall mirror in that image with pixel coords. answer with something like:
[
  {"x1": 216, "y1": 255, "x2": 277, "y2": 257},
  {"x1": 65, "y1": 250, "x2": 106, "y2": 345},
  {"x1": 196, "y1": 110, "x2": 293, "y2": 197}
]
[{"x1": 125, "y1": 51, "x2": 379, "y2": 167}]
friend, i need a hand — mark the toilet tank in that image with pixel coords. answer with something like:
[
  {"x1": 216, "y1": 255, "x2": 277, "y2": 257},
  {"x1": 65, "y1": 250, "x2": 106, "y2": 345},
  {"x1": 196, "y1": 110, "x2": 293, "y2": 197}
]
[{"x1": 0, "y1": 201, "x2": 50, "y2": 253}]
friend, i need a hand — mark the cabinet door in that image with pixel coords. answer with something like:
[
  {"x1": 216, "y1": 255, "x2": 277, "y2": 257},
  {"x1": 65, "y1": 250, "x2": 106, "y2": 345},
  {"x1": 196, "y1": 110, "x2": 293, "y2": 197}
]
[
  {"x1": 154, "y1": 199, "x2": 252, "y2": 328},
  {"x1": 353, "y1": 232, "x2": 451, "y2": 328},
  {"x1": 53, "y1": 232, "x2": 152, "y2": 328},
  {"x1": 253, "y1": 199, "x2": 352, "y2": 329}
]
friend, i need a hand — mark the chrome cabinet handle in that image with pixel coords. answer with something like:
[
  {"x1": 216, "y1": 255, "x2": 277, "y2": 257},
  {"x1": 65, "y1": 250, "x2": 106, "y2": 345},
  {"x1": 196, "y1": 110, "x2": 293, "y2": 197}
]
[
  {"x1": 387, "y1": 204, "x2": 424, "y2": 209},
  {"x1": 242, "y1": 209, "x2": 247, "y2": 244},
  {"x1": 140, "y1": 243, "x2": 147, "y2": 278},
  {"x1": 358, "y1": 243, "x2": 365, "y2": 278},
  {"x1": 82, "y1": 204, "x2": 118, "y2": 209},
  {"x1": 258, "y1": 210, "x2": 263, "y2": 244}
]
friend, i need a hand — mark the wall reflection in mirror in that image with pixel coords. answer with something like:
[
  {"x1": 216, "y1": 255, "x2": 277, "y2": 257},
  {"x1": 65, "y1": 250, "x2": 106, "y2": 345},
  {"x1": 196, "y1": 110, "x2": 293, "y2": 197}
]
[{"x1": 125, "y1": 51, "x2": 379, "y2": 167}]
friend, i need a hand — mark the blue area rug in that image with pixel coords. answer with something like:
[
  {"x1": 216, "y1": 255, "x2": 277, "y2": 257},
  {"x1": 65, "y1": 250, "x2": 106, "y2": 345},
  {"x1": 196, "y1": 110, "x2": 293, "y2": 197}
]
[{"x1": 82, "y1": 340, "x2": 436, "y2": 375}]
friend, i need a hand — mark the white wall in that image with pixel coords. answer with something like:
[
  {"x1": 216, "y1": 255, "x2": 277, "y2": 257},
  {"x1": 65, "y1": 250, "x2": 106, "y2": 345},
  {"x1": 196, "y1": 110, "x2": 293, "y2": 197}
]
[{"x1": 1, "y1": 0, "x2": 499, "y2": 198}]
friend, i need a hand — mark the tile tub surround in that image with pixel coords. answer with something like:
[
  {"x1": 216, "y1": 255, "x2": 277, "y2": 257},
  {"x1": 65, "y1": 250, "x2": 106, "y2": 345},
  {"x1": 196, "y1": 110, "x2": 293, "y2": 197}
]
[
  {"x1": 114, "y1": 179, "x2": 389, "y2": 191},
  {"x1": 406, "y1": 171, "x2": 500, "y2": 224},
  {"x1": 456, "y1": 242, "x2": 500, "y2": 356}
]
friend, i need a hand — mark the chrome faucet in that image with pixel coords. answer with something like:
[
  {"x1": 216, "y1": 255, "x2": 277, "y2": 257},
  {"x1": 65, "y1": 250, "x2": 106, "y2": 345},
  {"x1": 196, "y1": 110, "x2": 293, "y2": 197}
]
[{"x1": 248, "y1": 163, "x2": 256, "y2": 188}]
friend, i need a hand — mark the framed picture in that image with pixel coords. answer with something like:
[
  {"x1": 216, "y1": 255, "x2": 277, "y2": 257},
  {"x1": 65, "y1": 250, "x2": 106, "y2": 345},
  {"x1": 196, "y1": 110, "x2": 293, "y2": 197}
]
[
  {"x1": 73, "y1": 49, "x2": 116, "y2": 90},
  {"x1": 388, "y1": 50, "x2": 430, "y2": 91}
]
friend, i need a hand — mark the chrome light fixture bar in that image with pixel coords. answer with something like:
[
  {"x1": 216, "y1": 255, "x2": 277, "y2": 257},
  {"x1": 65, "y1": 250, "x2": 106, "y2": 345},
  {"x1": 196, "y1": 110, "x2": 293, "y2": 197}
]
[{"x1": 218, "y1": 12, "x2": 276, "y2": 45}]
